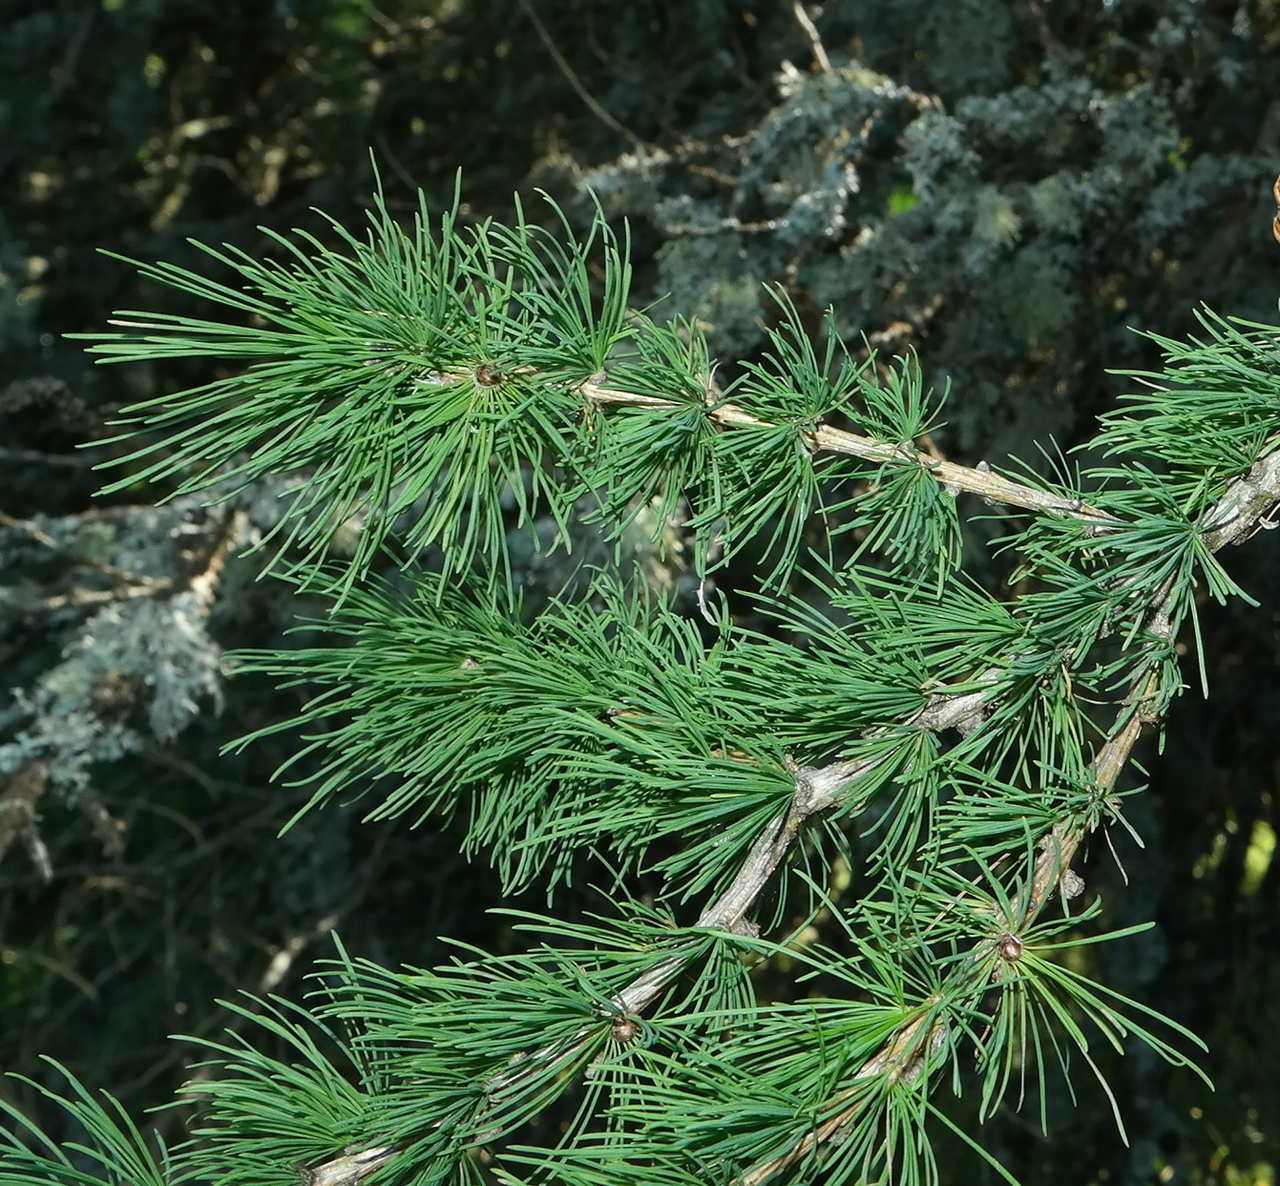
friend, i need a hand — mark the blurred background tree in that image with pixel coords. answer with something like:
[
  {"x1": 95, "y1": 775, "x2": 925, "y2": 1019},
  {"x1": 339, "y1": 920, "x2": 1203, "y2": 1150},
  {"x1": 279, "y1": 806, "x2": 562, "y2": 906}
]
[{"x1": 2, "y1": 2, "x2": 1279, "y2": 1183}]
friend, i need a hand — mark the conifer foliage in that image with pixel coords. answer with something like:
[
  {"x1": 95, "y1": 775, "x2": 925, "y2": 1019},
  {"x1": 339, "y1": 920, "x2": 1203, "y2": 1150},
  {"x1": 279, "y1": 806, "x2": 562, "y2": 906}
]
[{"x1": 9, "y1": 172, "x2": 1280, "y2": 1185}]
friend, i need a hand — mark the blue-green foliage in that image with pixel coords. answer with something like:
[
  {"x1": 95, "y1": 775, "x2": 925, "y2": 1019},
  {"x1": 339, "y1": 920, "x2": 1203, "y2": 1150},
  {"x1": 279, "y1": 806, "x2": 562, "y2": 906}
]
[{"x1": 582, "y1": 3, "x2": 1274, "y2": 476}]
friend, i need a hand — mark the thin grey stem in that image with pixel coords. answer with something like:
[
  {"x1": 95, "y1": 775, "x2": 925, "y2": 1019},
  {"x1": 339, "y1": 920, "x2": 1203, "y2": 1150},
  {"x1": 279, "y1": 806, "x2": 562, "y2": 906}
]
[{"x1": 736, "y1": 444, "x2": 1280, "y2": 1185}]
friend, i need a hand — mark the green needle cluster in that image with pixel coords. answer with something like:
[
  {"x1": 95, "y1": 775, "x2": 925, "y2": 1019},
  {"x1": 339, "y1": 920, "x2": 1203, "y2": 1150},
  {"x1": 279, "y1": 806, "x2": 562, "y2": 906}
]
[{"x1": 9, "y1": 169, "x2": 1280, "y2": 1186}]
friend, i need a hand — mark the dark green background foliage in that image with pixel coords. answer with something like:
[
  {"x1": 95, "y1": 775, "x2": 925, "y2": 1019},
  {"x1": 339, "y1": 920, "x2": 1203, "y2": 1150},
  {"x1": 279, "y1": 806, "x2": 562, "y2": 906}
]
[{"x1": 3, "y1": 2, "x2": 1280, "y2": 1183}]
